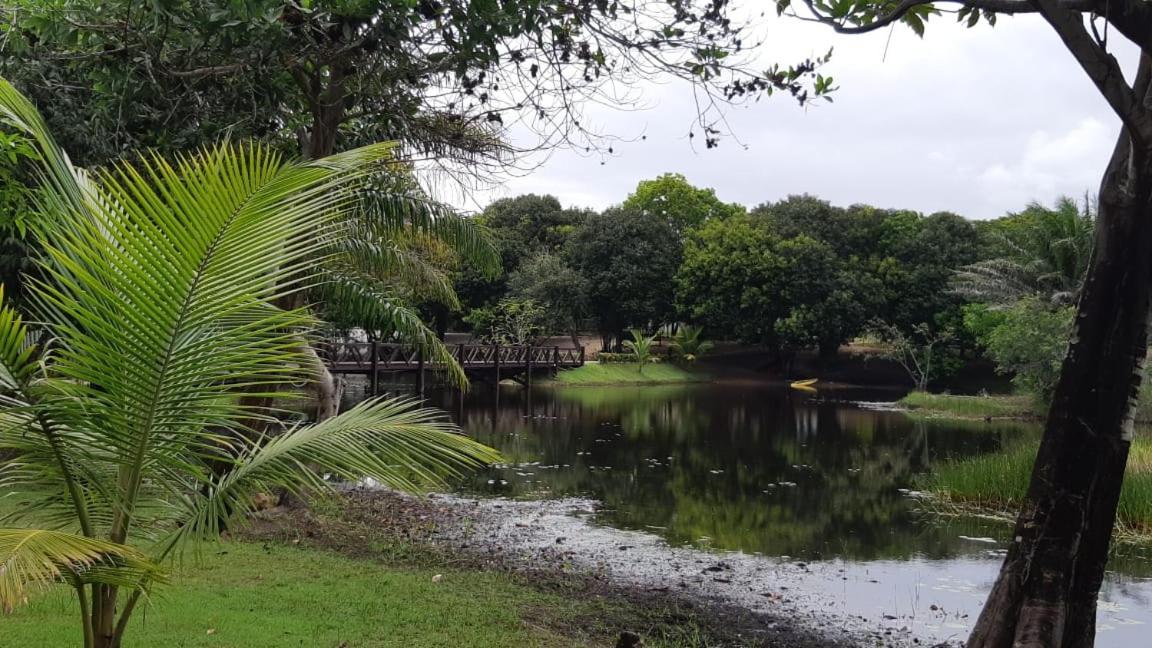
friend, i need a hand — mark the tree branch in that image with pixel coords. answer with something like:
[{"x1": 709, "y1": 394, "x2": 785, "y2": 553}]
[
  {"x1": 1031, "y1": 0, "x2": 1152, "y2": 147},
  {"x1": 796, "y1": 0, "x2": 1091, "y2": 35}
]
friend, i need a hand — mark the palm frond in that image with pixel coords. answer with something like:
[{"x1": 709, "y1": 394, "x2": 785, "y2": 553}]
[
  {"x1": 0, "y1": 285, "x2": 37, "y2": 391},
  {"x1": 362, "y1": 191, "x2": 500, "y2": 277},
  {"x1": 313, "y1": 275, "x2": 468, "y2": 387},
  {"x1": 164, "y1": 397, "x2": 499, "y2": 551},
  {"x1": 0, "y1": 528, "x2": 163, "y2": 613}
]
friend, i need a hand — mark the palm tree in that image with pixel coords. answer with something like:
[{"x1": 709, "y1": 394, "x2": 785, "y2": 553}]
[
  {"x1": 670, "y1": 325, "x2": 713, "y2": 364},
  {"x1": 622, "y1": 328, "x2": 656, "y2": 373},
  {"x1": 953, "y1": 196, "x2": 1094, "y2": 306},
  {"x1": 0, "y1": 80, "x2": 499, "y2": 648}
]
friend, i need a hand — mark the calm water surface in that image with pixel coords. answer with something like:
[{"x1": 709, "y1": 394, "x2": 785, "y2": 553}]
[{"x1": 354, "y1": 380, "x2": 1152, "y2": 643}]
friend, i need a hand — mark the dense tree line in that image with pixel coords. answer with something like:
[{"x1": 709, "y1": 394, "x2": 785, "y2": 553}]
[{"x1": 460, "y1": 175, "x2": 1069, "y2": 369}]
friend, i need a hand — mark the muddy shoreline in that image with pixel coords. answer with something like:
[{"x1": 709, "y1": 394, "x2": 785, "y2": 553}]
[{"x1": 247, "y1": 489, "x2": 961, "y2": 647}]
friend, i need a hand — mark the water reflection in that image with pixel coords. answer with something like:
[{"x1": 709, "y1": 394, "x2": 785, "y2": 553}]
[
  {"x1": 345, "y1": 380, "x2": 1152, "y2": 643},
  {"x1": 388, "y1": 381, "x2": 1029, "y2": 561}
]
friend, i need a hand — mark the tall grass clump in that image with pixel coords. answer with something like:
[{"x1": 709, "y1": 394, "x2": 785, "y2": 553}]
[
  {"x1": 900, "y1": 392, "x2": 1038, "y2": 420},
  {"x1": 923, "y1": 434, "x2": 1152, "y2": 540}
]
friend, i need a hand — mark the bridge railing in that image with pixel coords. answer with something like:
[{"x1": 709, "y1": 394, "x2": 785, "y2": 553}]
[{"x1": 318, "y1": 341, "x2": 585, "y2": 372}]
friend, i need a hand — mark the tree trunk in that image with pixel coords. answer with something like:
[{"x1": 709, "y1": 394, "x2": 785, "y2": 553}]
[{"x1": 966, "y1": 119, "x2": 1152, "y2": 646}]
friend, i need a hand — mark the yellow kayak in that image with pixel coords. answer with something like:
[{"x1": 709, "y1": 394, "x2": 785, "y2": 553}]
[{"x1": 789, "y1": 378, "x2": 818, "y2": 389}]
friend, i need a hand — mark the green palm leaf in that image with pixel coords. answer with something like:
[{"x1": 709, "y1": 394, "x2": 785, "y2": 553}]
[
  {"x1": 0, "y1": 528, "x2": 163, "y2": 613},
  {"x1": 0, "y1": 79, "x2": 500, "y2": 645},
  {"x1": 165, "y1": 397, "x2": 499, "y2": 550}
]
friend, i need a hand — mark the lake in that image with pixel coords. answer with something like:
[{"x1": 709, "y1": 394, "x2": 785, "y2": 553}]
[{"x1": 350, "y1": 379, "x2": 1152, "y2": 644}]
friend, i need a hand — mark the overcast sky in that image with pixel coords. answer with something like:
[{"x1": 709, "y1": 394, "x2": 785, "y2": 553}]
[{"x1": 451, "y1": 13, "x2": 1139, "y2": 220}]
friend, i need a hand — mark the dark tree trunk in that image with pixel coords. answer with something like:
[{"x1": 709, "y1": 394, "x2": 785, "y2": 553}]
[{"x1": 966, "y1": 111, "x2": 1152, "y2": 646}]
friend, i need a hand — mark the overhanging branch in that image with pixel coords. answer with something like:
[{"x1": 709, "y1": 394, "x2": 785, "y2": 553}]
[
  {"x1": 1031, "y1": 0, "x2": 1152, "y2": 146},
  {"x1": 796, "y1": 0, "x2": 1093, "y2": 35}
]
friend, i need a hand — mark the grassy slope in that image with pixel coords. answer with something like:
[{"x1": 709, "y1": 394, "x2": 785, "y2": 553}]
[
  {"x1": 922, "y1": 436, "x2": 1152, "y2": 539},
  {"x1": 551, "y1": 362, "x2": 703, "y2": 386},
  {"x1": 898, "y1": 391, "x2": 1038, "y2": 419},
  {"x1": 3, "y1": 542, "x2": 581, "y2": 648}
]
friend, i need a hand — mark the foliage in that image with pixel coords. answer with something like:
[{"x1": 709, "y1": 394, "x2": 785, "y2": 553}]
[
  {"x1": 0, "y1": 0, "x2": 832, "y2": 166},
  {"x1": 669, "y1": 325, "x2": 714, "y2": 364},
  {"x1": 565, "y1": 208, "x2": 681, "y2": 346},
  {"x1": 0, "y1": 81, "x2": 498, "y2": 647},
  {"x1": 621, "y1": 173, "x2": 744, "y2": 234},
  {"x1": 956, "y1": 197, "x2": 1094, "y2": 306},
  {"x1": 456, "y1": 195, "x2": 588, "y2": 315},
  {"x1": 507, "y1": 252, "x2": 590, "y2": 341},
  {"x1": 675, "y1": 213, "x2": 863, "y2": 355},
  {"x1": 595, "y1": 352, "x2": 642, "y2": 364},
  {"x1": 464, "y1": 298, "x2": 547, "y2": 346},
  {"x1": 622, "y1": 328, "x2": 657, "y2": 373},
  {"x1": 963, "y1": 298, "x2": 1074, "y2": 405}
]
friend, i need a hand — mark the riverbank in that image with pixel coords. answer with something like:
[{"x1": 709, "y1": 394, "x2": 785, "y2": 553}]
[
  {"x1": 239, "y1": 490, "x2": 953, "y2": 647},
  {"x1": 549, "y1": 362, "x2": 706, "y2": 385},
  {"x1": 898, "y1": 391, "x2": 1038, "y2": 420}
]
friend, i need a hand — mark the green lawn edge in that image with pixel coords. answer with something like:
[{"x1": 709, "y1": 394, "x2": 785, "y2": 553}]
[{"x1": 547, "y1": 362, "x2": 707, "y2": 386}]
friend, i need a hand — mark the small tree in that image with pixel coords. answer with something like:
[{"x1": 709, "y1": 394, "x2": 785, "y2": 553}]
[
  {"x1": 0, "y1": 82, "x2": 499, "y2": 648},
  {"x1": 621, "y1": 328, "x2": 656, "y2": 373},
  {"x1": 870, "y1": 321, "x2": 953, "y2": 392},
  {"x1": 670, "y1": 325, "x2": 713, "y2": 364},
  {"x1": 465, "y1": 297, "x2": 546, "y2": 346}
]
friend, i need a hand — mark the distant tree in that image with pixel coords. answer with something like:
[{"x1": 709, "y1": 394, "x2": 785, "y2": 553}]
[
  {"x1": 964, "y1": 299, "x2": 1075, "y2": 405},
  {"x1": 565, "y1": 208, "x2": 681, "y2": 349},
  {"x1": 670, "y1": 325, "x2": 714, "y2": 364},
  {"x1": 622, "y1": 173, "x2": 744, "y2": 234},
  {"x1": 508, "y1": 252, "x2": 591, "y2": 348},
  {"x1": 955, "y1": 197, "x2": 1095, "y2": 306},
  {"x1": 868, "y1": 321, "x2": 955, "y2": 392},
  {"x1": 881, "y1": 211, "x2": 981, "y2": 335},
  {"x1": 464, "y1": 297, "x2": 546, "y2": 346},
  {"x1": 676, "y1": 215, "x2": 859, "y2": 356},
  {"x1": 456, "y1": 194, "x2": 588, "y2": 315}
]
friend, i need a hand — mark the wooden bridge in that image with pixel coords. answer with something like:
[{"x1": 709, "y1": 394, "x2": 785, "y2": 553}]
[{"x1": 318, "y1": 341, "x2": 585, "y2": 393}]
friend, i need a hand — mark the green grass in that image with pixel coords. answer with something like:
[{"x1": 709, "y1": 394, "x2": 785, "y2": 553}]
[
  {"x1": 921, "y1": 435, "x2": 1152, "y2": 540},
  {"x1": 899, "y1": 391, "x2": 1038, "y2": 420},
  {"x1": 550, "y1": 362, "x2": 704, "y2": 386},
  {"x1": 2, "y1": 542, "x2": 587, "y2": 648}
]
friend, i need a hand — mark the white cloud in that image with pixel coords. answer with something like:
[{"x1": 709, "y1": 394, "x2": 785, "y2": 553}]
[{"x1": 976, "y1": 118, "x2": 1112, "y2": 211}]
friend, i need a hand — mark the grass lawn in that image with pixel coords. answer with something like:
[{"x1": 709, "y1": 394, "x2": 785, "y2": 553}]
[
  {"x1": 921, "y1": 435, "x2": 1152, "y2": 541},
  {"x1": 2, "y1": 541, "x2": 587, "y2": 648},
  {"x1": 550, "y1": 362, "x2": 704, "y2": 386},
  {"x1": 898, "y1": 391, "x2": 1038, "y2": 420}
]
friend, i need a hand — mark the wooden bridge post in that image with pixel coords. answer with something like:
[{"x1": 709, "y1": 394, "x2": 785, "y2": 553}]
[
  {"x1": 493, "y1": 343, "x2": 501, "y2": 386},
  {"x1": 579, "y1": 346, "x2": 585, "y2": 366},
  {"x1": 526, "y1": 345, "x2": 533, "y2": 387},
  {"x1": 369, "y1": 340, "x2": 379, "y2": 396},
  {"x1": 415, "y1": 345, "x2": 425, "y2": 398},
  {"x1": 553, "y1": 345, "x2": 559, "y2": 376}
]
